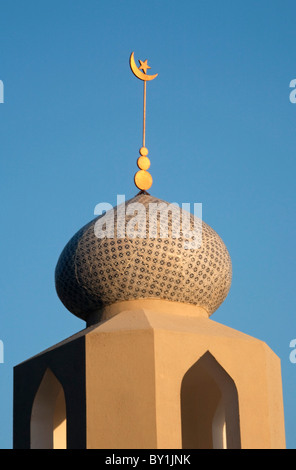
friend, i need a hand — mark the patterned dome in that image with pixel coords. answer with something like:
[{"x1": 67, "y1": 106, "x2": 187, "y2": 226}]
[{"x1": 55, "y1": 194, "x2": 232, "y2": 321}]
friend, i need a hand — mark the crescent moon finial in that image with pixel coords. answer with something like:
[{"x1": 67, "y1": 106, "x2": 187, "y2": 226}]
[
  {"x1": 129, "y1": 52, "x2": 158, "y2": 82},
  {"x1": 130, "y1": 52, "x2": 158, "y2": 192}
]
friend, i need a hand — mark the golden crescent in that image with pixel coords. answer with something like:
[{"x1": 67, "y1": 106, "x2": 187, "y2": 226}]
[{"x1": 129, "y1": 52, "x2": 158, "y2": 81}]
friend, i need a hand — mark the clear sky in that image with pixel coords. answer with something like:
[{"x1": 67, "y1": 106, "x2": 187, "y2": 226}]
[{"x1": 0, "y1": 0, "x2": 295, "y2": 449}]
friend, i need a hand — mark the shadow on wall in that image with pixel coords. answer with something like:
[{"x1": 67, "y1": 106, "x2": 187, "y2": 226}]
[{"x1": 30, "y1": 368, "x2": 67, "y2": 449}]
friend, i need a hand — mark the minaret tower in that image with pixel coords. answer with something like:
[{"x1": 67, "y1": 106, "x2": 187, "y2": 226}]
[{"x1": 13, "y1": 53, "x2": 286, "y2": 449}]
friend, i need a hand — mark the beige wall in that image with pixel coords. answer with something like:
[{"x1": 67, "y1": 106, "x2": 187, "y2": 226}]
[{"x1": 84, "y1": 300, "x2": 286, "y2": 449}]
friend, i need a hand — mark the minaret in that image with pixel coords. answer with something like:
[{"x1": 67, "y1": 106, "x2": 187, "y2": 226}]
[{"x1": 13, "y1": 53, "x2": 286, "y2": 449}]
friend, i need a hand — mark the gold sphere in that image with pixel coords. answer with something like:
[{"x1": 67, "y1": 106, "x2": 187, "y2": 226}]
[
  {"x1": 139, "y1": 147, "x2": 149, "y2": 156},
  {"x1": 134, "y1": 170, "x2": 153, "y2": 191},
  {"x1": 137, "y1": 156, "x2": 151, "y2": 170}
]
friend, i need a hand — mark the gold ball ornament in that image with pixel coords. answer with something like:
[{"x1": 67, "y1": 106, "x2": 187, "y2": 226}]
[
  {"x1": 137, "y1": 156, "x2": 151, "y2": 170},
  {"x1": 134, "y1": 170, "x2": 153, "y2": 191},
  {"x1": 139, "y1": 147, "x2": 149, "y2": 156}
]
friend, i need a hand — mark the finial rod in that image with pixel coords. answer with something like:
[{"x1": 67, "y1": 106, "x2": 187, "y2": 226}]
[
  {"x1": 143, "y1": 81, "x2": 146, "y2": 148},
  {"x1": 129, "y1": 52, "x2": 158, "y2": 192}
]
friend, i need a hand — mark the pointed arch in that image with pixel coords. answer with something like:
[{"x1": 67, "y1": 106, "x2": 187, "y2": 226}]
[
  {"x1": 30, "y1": 368, "x2": 67, "y2": 449},
  {"x1": 181, "y1": 351, "x2": 241, "y2": 449}
]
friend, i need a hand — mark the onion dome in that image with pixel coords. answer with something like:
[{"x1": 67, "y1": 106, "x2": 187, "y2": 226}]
[{"x1": 55, "y1": 193, "x2": 232, "y2": 322}]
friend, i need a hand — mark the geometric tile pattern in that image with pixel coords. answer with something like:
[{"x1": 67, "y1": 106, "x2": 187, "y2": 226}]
[{"x1": 55, "y1": 194, "x2": 232, "y2": 321}]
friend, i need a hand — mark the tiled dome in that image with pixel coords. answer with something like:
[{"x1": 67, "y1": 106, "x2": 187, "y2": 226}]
[{"x1": 55, "y1": 194, "x2": 232, "y2": 321}]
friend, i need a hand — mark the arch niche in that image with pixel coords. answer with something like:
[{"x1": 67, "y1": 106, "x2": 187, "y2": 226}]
[
  {"x1": 181, "y1": 351, "x2": 241, "y2": 449},
  {"x1": 30, "y1": 368, "x2": 67, "y2": 449}
]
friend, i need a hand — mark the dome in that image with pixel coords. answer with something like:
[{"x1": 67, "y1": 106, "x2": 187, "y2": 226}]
[{"x1": 55, "y1": 194, "x2": 232, "y2": 321}]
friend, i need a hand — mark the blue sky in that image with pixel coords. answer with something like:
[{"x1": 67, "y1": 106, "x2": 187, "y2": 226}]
[{"x1": 0, "y1": 0, "x2": 296, "y2": 449}]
